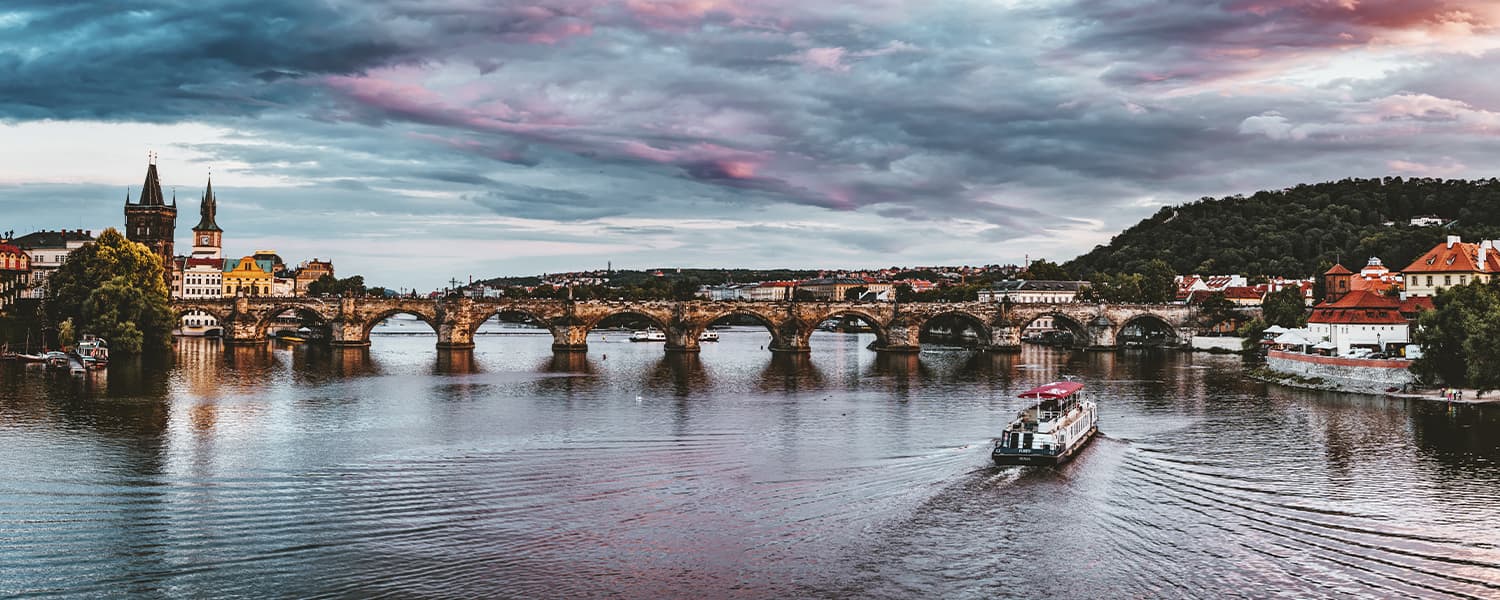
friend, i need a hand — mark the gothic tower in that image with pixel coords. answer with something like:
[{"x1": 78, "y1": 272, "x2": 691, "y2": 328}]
[
  {"x1": 124, "y1": 157, "x2": 177, "y2": 284},
  {"x1": 191, "y1": 176, "x2": 223, "y2": 259}
]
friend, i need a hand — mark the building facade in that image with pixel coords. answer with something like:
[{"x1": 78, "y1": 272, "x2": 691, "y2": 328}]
[
  {"x1": 294, "y1": 259, "x2": 335, "y2": 296},
  {"x1": 223, "y1": 257, "x2": 274, "y2": 297},
  {"x1": 123, "y1": 159, "x2": 177, "y2": 286},
  {"x1": 9, "y1": 230, "x2": 95, "y2": 299},
  {"x1": 979, "y1": 280, "x2": 1086, "y2": 303},
  {"x1": 799, "y1": 278, "x2": 894, "y2": 301},
  {"x1": 1400, "y1": 236, "x2": 1500, "y2": 298},
  {"x1": 1306, "y1": 290, "x2": 1410, "y2": 355},
  {"x1": 746, "y1": 281, "x2": 794, "y2": 301},
  {"x1": 0, "y1": 243, "x2": 31, "y2": 313},
  {"x1": 1325, "y1": 257, "x2": 1403, "y2": 302}
]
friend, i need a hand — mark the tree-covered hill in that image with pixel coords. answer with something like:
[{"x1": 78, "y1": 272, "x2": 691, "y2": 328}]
[{"x1": 1065, "y1": 177, "x2": 1500, "y2": 278}]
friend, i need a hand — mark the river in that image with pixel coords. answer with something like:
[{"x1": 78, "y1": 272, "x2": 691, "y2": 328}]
[{"x1": 3, "y1": 324, "x2": 1499, "y2": 598}]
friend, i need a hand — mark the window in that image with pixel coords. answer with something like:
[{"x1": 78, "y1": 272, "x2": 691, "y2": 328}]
[
  {"x1": 1427, "y1": 276, "x2": 1433, "y2": 286},
  {"x1": 1445, "y1": 275, "x2": 1452, "y2": 286}
]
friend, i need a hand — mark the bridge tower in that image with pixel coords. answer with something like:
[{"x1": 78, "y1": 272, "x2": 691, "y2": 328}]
[{"x1": 124, "y1": 155, "x2": 177, "y2": 286}]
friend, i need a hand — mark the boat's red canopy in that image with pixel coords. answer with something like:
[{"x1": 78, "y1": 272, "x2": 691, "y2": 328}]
[{"x1": 1017, "y1": 381, "x2": 1084, "y2": 399}]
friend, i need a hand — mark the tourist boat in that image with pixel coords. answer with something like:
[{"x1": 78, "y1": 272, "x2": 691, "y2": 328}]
[
  {"x1": 43, "y1": 351, "x2": 70, "y2": 371},
  {"x1": 992, "y1": 380, "x2": 1098, "y2": 466},
  {"x1": 630, "y1": 328, "x2": 666, "y2": 342},
  {"x1": 72, "y1": 335, "x2": 109, "y2": 369},
  {"x1": 699, "y1": 331, "x2": 719, "y2": 342}
]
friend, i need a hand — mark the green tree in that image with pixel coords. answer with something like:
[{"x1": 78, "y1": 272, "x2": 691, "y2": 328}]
[
  {"x1": 1139, "y1": 259, "x2": 1177, "y2": 304},
  {"x1": 1261, "y1": 287, "x2": 1309, "y2": 328},
  {"x1": 1021, "y1": 259, "x2": 1071, "y2": 281},
  {"x1": 1237, "y1": 317, "x2": 1268, "y2": 352},
  {"x1": 1412, "y1": 281, "x2": 1500, "y2": 387},
  {"x1": 843, "y1": 286, "x2": 869, "y2": 301},
  {"x1": 1196, "y1": 292, "x2": 1238, "y2": 329},
  {"x1": 307, "y1": 274, "x2": 368, "y2": 297},
  {"x1": 44, "y1": 228, "x2": 173, "y2": 354}
]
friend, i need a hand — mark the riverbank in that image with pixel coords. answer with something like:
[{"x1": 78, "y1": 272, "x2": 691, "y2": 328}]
[{"x1": 1249, "y1": 365, "x2": 1500, "y2": 404}]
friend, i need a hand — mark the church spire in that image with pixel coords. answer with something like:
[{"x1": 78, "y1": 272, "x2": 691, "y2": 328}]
[
  {"x1": 138, "y1": 159, "x2": 165, "y2": 206},
  {"x1": 194, "y1": 175, "x2": 221, "y2": 232}
]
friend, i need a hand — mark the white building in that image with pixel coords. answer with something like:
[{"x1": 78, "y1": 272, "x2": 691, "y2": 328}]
[
  {"x1": 10, "y1": 230, "x2": 95, "y2": 298},
  {"x1": 1305, "y1": 289, "x2": 1409, "y2": 355},
  {"x1": 746, "y1": 281, "x2": 794, "y2": 301},
  {"x1": 979, "y1": 280, "x2": 1086, "y2": 304}
]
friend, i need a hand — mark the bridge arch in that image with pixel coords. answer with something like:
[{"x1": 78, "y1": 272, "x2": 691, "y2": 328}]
[
  {"x1": 691, "y1": 308, "x2": 789, "y2": 349},
  {"x1": 803, "y1": 308, "x2": 890, "y2": 348},
  {"x1": 586, "y1": 309, "x2": 671, "y2": 334},
  {"x1": 915, "y1": 310, "x2": 993, "y2": 348},
  {"x1": 361, "y1": 307, "x2": 440, "y2": 340},
  {"x1": 173, "y1": 303, "x2": 233, "y2": 324},
  {"x1": 1015, "y1": 310, "x2": 1093, "y2": 348},
  {"x1": 1116, "y1": 313, "x2": 1181, "y2": 347},
  {"x1": 254, "y1": 303, "x2": 336, "y2": 339},
  {"x1": 467, "y1": 305, "x2": 562, "y2": 339}
]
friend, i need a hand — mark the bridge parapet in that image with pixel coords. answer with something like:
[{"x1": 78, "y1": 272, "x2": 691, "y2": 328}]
[{"x1": 168, "y1": 297, "x2": 1248, "y2": 353}]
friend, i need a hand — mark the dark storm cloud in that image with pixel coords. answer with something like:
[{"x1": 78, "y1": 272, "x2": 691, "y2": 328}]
[
  {"x1": 0, "y1": 1, "x2": 418, "y2": 121},
  {"x1": 5, "y1": 0, "x2": 1499, "y2": 284}
]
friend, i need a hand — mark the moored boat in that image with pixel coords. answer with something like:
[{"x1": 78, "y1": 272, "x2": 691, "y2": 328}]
[
  {"x1": 992, "y1": 380, "x2": 1098, "y2": 466},
  {"x1": 630, "y1": 328, "x2": 666, "y2": 342},
  {"x1": 72, "y1": 335, "x2": 109, "y2": 369},
  {"x1": 699, "y1": 331, "x2": 719, "y2": 342}
]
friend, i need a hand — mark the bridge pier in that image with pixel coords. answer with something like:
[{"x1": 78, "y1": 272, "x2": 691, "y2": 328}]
[
  {"x1": 329, "y1": 319, "x2": 371, "y2": 348},
  {"x1": 550, "y1": 325, "x2": 590, "y2": 353},
  {"x1": 665, "y1": 328, "x2": 700, "y2": 353},
  {"x1": 875, "y1": 321, "x2": 922, "y2": 353},
  {"x1": 989, "y1": 325, "x2": 1023, "y2": 353}
]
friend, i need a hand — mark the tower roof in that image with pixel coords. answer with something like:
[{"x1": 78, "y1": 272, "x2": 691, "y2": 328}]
[
  {"x1": 138, "y1": 161, "x2": 167, "y2": 206},
  {"x1": 194, "y1": 176, "x2": 222, "y2": 232}
]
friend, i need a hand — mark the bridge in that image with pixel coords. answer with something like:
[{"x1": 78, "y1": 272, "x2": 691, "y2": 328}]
[{"x1": 172, "y1": 296, "x2": 1243, "y2": 353}]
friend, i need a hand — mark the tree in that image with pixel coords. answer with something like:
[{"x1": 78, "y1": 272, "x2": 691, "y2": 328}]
[
  {"x1": 1261, "y1": 287, "x2": 1308, "y2": 328},
  {"x1": 1196, "y1": 292, "x2": 1238, "y2": 329},
  {"x1": 1139, "y1": 259, "x2": 1177, "y2": 304},
  {"x1": 1021, "y1": 259, "x2": 1071, "y2": 281},
  {"x1": 894, "y1": 283, "x2": 918, "y2": 302},
  {"x1": 44, "y1": 228, "x2": 173, "y2": 354},
  {"x1": 843, "y1": 286, "x2": 869, "y2": 301},
  {"x1": 307, "y1": 274, "x2": 368, "y2": 297},
  {"x1": 1412, "y1": 281, "x2": 1500, "y2": 387}
]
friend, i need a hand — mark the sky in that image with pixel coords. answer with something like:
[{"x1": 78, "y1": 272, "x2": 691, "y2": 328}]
[{"x1": 3, "y1": 0, "x2": 1500, "y2": 290}]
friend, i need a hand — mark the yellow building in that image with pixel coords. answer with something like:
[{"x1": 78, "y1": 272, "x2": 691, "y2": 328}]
[
  {"x1": 222, "y1": 256, "x2": 274, "y2": 297},
  {"x1": 1401, "y1": 236, "x2": 1500, "y2": 298}
]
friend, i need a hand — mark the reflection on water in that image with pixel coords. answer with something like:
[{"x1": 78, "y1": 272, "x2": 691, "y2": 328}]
[{"x1": 2, "y1": 329, "x2": 1500, "y2": 598}]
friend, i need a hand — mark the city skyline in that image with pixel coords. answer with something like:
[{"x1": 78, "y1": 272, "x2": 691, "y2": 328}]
[{"x1": 5, "y1": 1, "x2": 1500, "y2": 288}]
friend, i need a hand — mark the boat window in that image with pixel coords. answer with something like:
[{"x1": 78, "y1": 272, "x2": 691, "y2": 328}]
[{"x1": 1023, "y1": 433, "x2": 1033, "y2": 449}]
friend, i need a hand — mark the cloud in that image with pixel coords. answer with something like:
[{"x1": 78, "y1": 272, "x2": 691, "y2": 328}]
[{"x1": 4, "y1": 0, "x2": 1500, "y2": 286}]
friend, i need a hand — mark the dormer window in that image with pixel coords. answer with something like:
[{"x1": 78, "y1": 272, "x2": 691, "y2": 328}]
[
  {"x1": 1427, "y1": 257, "x2": 1436, "y2": 265},
  {"x1": 1446, "y1": 256, "x2": 1456, "y2": 265}
]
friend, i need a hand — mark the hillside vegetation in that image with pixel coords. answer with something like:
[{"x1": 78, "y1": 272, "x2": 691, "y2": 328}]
[{"x1": 1064, "y1": 177, "x2": 1500, "y2": 277}]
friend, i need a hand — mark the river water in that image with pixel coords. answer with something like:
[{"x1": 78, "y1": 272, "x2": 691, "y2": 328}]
[{"x1": 2, "y1": 324, "x2": 1499, "y2": 599}]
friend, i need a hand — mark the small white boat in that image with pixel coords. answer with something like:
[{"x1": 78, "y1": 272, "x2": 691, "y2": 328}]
[
  {"x1": 992, "y1": 380, "x2": 1098, "y2": 466},
  {"x1": 699, "y1": 331, "x2": 719, "y2": 342},
  {"x1": 72, "y1": 335, "x2": 109, "y2": 369},
  {"x1": 629, "y1": 328, "x2": 666, "y2": 342}
]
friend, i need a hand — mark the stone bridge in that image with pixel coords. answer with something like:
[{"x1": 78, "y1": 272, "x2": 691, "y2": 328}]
[{"x1": 172, "y1": 297, "x2": 1251, "y2": 353}]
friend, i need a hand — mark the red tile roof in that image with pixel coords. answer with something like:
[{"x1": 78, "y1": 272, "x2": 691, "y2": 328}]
[
  {"x1": 1400, "y1": 296, "x2": 1435, "y2": 314},
  {"x1": 1309, "y1": 289, "x2": 1407, "y2": 324},
  {"x1": 1222, "y1": 285, "x2": 1267, "y2": 300},
  {"x1": 1402, "y1": 241, "x2": 1500, "y2": 274},
  {"x1": 1324, "y1": 264, "x2": 1352, "y2": 275}
]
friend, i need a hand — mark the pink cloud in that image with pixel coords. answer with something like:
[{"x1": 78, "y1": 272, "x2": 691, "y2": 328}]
[{"x1": 1388, "y1": 157, "x2": 1467, "y2": 176}]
